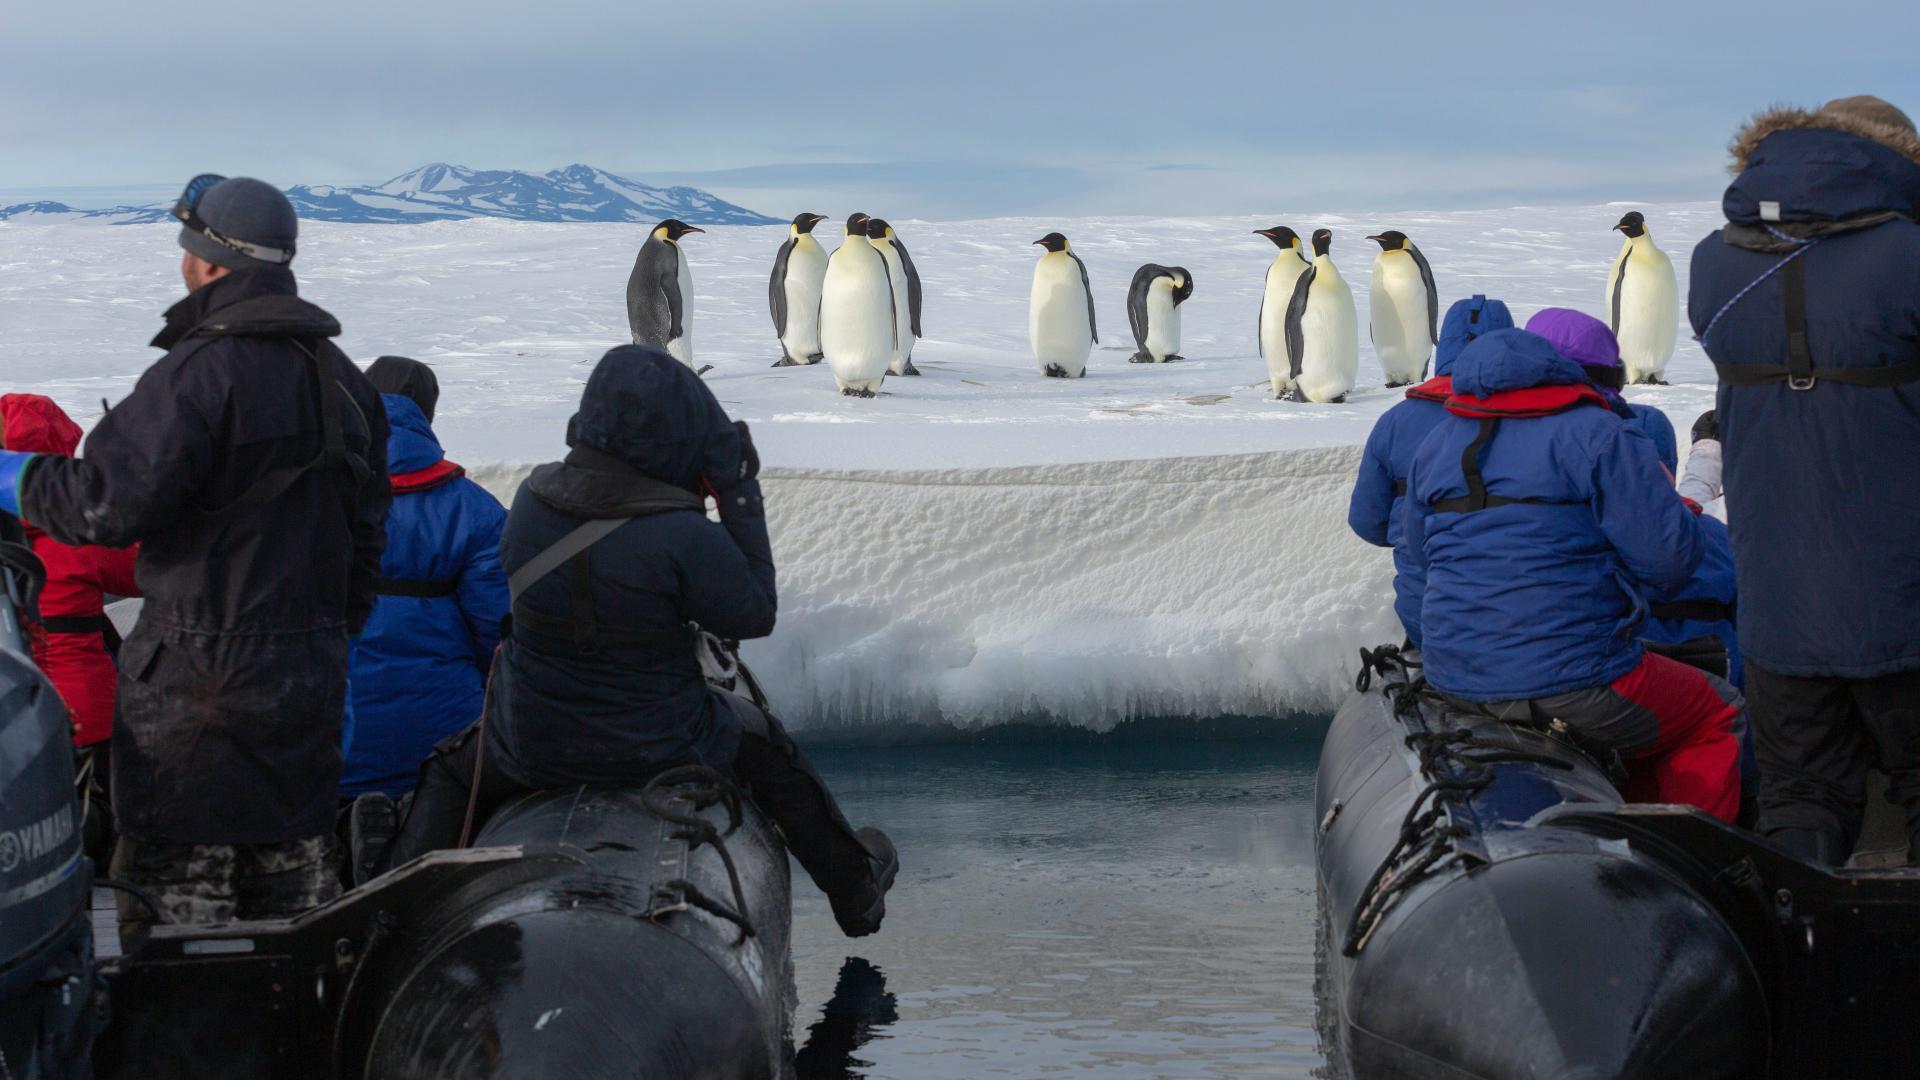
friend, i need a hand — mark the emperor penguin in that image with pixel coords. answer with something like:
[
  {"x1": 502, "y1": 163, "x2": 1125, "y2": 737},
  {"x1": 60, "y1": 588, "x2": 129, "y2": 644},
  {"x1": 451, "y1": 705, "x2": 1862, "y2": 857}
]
[
  {"x1": 627, "y1": 218, "x2": 703, "y2": 368},
  {"x1": 1255, "y1": 226, "x2": 1313, "y2": 398},
  {"x1": 1604, "y1": 211, "x2": 1679, "y2": 384},
  {"x1": 770, "y1": 211, "x2": 830, "y2": 367},
  {"x1": 819, "y1": 212, "x2": 898, "y2": 397},
  {"x1": 1282, "y1": 229, "x2": 1359, "y2": 403},
  {"x1": 1366, "y1": 230, "x2": 1438, "y2": 387},
  {"x1": 866, "y1": 218, "x2": 923, "y2": 376},
  {"x1": 1126, "y1": 264, "x2": 1193, "y2": 363},
  {"x1": 1029, "y1": 232, "x2": 1097, "y2": 378}
]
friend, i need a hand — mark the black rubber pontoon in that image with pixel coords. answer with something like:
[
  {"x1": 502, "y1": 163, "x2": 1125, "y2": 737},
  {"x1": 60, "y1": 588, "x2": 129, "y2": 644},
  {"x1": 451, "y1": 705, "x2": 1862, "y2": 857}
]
[
  {"x1": 97, "y1": 769, "x2": 793, "y2": 1079},
  {"x1": 1316, "y1": 649, "x2": 1920, "y2": 1079}
]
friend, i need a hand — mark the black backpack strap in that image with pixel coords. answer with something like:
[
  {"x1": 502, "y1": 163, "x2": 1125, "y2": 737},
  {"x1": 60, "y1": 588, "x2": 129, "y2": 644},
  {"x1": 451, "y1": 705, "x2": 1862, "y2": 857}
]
[
  {"x1": 38, "y1": 613, "x2": 123, "y2": 650},
  {"x1": 506, "y1": 515, "x2": 693, "y2": 654},
  {"x1": 196, "y1": 338, "x2": 372, "y2": 523},
  {"x1": 1713, "y1": 254, "x2": 1920, "y2": 389},
  {"x1": 1648, "y1": 598, "x2": 1735, "y2": 624}
]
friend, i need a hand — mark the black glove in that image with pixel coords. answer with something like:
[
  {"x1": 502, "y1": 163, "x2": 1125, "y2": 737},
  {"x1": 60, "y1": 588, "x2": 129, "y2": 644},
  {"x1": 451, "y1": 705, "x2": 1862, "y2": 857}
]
[
  {"x1": 733, "y1": 421, "x2": 760, "y2": 484},
  {"x1": 1691, "y1": 410, "x2": 1718, "y2": 444}
]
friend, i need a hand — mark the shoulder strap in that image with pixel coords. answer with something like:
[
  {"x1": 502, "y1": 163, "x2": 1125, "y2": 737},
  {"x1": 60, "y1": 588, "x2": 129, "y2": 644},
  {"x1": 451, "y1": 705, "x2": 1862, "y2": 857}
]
[
  {"x1": 1427, "y1": 417, "x2": 1569, "y2": 515},
  {"x1": 507, "y1": 516, "x2": 629, "y2": 601},
  {"x1": 195, "y1": 338, "x2": 372, "y2": 523},
  {"x1": 373, "y1": 575, "x2": 460, "y2": 599}
]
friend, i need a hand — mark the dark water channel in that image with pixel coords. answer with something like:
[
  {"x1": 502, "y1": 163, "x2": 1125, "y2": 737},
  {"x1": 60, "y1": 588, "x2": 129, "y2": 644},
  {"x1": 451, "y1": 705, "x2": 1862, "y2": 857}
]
[{"x1": 785, "y1": 720, "x2": 1330, "y2": 1078}]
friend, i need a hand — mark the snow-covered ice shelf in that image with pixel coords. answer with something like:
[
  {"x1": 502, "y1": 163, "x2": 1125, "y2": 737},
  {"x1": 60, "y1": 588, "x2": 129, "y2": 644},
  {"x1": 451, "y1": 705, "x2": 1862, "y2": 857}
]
[{"x1": 1, "y1": 204, "x2": 1728, "y2": 729}]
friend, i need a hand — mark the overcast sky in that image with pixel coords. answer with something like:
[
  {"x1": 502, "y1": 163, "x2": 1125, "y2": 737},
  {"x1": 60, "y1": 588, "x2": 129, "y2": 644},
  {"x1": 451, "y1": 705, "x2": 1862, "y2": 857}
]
[{"x1": 4, "y1": 1, "x2": 1916, "y2": 219}]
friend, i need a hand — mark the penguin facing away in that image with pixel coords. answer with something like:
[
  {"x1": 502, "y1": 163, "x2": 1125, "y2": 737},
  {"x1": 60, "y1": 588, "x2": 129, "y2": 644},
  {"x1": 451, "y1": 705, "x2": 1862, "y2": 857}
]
[
  {"x1": 866, "y1": 218, "x2": 923, "y2": 376},
  {"x1": 1126, "y1": 264, "x2": 1193, "y2": 363},
  {"x1": 1605, "y1": 211, "x2": 1679, "y2": 384},
  {"x1": 1029, "y1": 232, "x2": 1097, "y2": 378},
  {"x1": 1366, "y1": 230, "x2": 1438, "y2": 387},
  {"x1": 1282, "y1": 228, "x2": 1359, "y2": 403},
  {"x1": 627, "y1": 219, "x2": 704, "y2": 368},
  {"x1": 770, "y1": 211, "x2": 831, "y2": 367},
  {"x1": 819, "y1": 212, "x2": 898, "y2": 397},
  {"x1": 1255, "y1": 226, "x2": 1313, "y2": 398}
]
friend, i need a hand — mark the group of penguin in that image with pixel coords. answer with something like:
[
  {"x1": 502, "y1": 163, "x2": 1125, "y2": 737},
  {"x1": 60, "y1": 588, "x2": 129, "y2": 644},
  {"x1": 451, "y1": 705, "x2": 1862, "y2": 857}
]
[{"x1": 624, "y1": 209, "x2": 1680, "y2": 399}]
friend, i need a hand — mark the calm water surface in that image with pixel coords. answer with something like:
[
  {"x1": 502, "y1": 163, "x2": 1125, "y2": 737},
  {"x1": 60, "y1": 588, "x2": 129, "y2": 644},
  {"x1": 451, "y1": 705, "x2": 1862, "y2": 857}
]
[{"x1": 784, "y1": 724, "x2": 1329, "y2": 1078}]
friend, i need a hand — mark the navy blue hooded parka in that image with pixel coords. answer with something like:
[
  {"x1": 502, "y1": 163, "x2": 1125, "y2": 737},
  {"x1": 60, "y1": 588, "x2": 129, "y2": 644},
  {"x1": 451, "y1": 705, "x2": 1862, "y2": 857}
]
[
  {"x1": 1689, "y1": 107, "x2": 1920, "y2": 679},
  {"x1": 342, "y1": 394, "x2": 510, "y2": 797},
  {"x1": 488, "y1": 347, "x2": 774, "y2": 785},
  {"x1": 1349, "y1": 296, "x2": 1515, "y2": 646},
  {"x1": 1405, "y1": 330, "x2": 1709, "y2": 702}
]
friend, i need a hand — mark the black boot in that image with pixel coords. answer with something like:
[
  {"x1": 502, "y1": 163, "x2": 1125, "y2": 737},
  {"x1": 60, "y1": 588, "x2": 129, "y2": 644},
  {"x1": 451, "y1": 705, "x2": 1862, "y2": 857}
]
[
  {"x1": 829, "y1": 827, "x2": 899, "y2": 938},
  {"x1": 347, "y1": 791, "x2": 398, "y2": 886}
]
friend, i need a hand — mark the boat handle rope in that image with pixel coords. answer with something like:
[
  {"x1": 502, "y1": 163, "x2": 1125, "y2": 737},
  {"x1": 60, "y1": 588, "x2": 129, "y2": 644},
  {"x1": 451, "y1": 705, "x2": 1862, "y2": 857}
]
[{"x1": 641, "y1": 765, "x2": 757, "y2": 944}]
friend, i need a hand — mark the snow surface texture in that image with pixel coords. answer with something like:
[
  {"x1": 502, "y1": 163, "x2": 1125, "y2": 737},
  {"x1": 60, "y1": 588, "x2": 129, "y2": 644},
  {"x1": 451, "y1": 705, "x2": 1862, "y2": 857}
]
[{"x1": 1, "y1": 204, "x2": 1725, "y2": 731}]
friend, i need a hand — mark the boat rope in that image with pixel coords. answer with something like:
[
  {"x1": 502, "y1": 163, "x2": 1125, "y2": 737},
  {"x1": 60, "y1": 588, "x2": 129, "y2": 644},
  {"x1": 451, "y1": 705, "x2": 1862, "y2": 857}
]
[{"x1": 641, "y1": 765, "x2": 757, "y2": 944}]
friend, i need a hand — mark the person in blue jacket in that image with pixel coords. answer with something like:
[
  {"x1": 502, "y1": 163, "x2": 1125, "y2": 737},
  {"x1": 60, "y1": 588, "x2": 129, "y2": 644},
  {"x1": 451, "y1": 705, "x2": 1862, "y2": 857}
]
[
  {"x1": 1688, "y1": 94, "x2": 1920, "y2": 864},
  {"x1": 1347, "y1": 295, "x2": 1514, "y2": 649},
  {"x1": 1404, "y1": 328, "x2": 1743, "y2": 820},
  {"x1": 383, "y1": 345, "x2": 898, "y2": 937},
  {"x1": 341, "y1": 357, "x2": 509, "y2": 799},
  {"x1": 1522, "y1": 307, "x2": 1677, "y2": 469}
]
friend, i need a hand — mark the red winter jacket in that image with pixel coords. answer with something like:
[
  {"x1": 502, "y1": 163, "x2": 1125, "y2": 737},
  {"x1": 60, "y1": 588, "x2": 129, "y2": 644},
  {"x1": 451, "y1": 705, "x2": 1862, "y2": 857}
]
[{"x1": 1, "y1": 394, "x2": 141, "y2": 746}]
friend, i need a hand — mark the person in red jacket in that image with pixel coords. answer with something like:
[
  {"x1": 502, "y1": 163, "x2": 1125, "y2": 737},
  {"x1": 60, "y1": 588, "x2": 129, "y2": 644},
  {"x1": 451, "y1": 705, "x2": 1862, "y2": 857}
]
[{"x1": 1, "y1": 394, "x2": 142, "y2": 753}]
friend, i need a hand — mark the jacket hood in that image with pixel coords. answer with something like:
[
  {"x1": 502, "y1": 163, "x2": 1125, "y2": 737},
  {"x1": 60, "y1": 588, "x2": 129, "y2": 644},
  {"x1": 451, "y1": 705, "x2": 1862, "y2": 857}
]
[
  {"x1": 1724, "y1": 105, "x2": 1920, "y2": 224},
  {"x1": 0, "y1": 393, "x2": 82, "y2": 456},
  {"x1": 1450, "y1": 329, "x2": 1589, "y2": 398},
  {"x1": 567, "y1": 345, "x2": 741, "y2": 491},
  {"x1": 366, "y1": 356, "x2": 440, "y2": 422},
  {"x1": 1434, "y1": 295, "x2": 1515, "y2": 376},
  {"x1": 381, "y1": 393, "x2": 445, "y2": 474},
  {"x1": 152, "y1": 267, "x2": 341, "y2": 350}
]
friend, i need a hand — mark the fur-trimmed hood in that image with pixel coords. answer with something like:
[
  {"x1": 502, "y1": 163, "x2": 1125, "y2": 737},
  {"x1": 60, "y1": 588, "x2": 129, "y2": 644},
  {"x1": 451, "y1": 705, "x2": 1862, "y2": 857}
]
[
  {"x1": 1721, "y1": 103, "x2": 1920, "y2": 226},
  {"x1": 1730, "y1": 104, "x2": 1920, "y2": 172}
]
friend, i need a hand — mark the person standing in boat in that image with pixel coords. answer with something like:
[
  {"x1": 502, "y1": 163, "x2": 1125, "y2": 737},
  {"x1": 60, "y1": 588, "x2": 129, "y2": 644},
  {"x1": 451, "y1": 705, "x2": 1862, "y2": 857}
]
[
  {"x1": 1348, "y1": 295, "x2": 1515, "y2": 653},
  {"x1": 382, "y1": 346, "x2": 899, "y2": 938},
  {"x1": 0, "y1": 175, "x2": 390, "y2": 930},
  {"x1": 339, "y1": 358, "x2": 508, "y2": 810},
  {"x1": 1403, "y1": 328, "x2": 1743, "y2": 821},
  {"x1": 1688, "y1": 95, "x2": 1920, "y2": 864}
]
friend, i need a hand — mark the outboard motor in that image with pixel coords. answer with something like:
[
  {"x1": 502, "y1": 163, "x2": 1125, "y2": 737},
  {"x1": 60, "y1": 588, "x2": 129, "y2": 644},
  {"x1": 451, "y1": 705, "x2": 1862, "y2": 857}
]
[{"x1": 0, "y1": 514, "x2": 98, "y2": 1078}]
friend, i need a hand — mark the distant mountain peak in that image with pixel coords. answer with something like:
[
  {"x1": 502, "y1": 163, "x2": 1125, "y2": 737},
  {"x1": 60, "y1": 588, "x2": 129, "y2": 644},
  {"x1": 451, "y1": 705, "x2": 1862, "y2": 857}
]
[{"x1": 0, "y1": 165, "x2": 777, "y2": 226}]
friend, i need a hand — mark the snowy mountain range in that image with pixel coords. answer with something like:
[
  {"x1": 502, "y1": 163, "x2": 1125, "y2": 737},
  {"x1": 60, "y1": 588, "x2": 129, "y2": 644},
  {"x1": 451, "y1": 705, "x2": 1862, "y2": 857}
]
[{"x1": 0, "y1": 164, "x2": 779, "y2": 226}]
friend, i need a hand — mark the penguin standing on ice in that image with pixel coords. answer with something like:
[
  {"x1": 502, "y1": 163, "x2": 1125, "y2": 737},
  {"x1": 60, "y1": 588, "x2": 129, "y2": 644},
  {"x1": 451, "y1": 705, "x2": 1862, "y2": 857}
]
[
  {"x1": 1255, "y1": 227, "x2": 1313, "y2": 398},
  {"x1": 770, "y1": 211, "x2": 830, "y2": 367},
  {"x1": 819, "y1": 212, "x2": 897, "y2": 397},
  {"x1": 866, "y1": 218, "x2": 923, "y2": 376},
  {"x1": 1605, "y1": 211, "x2": 1679, "y2": 384},
  {"x1": 1126, "y1": 264, "x2": 1192, "y2": 363},
  {"x1": 627, "y1": 218, "x2": 703, "y2": 368},
  {"x1": 1029, "y1": 232, "x2": 1096, "y2": 378},
  {"x1": 1282, "y1": 228, "x2": 1359, "y2": 402},
  {"x1": 1366, "y1": 230, "x2": 1438, "y2": 386}
]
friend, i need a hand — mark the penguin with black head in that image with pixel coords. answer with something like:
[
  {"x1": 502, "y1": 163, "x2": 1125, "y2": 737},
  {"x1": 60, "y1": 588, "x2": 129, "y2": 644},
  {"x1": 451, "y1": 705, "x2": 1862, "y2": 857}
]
[{"x1": 628, "y1": 218, "x2": 704, "y2": 367}]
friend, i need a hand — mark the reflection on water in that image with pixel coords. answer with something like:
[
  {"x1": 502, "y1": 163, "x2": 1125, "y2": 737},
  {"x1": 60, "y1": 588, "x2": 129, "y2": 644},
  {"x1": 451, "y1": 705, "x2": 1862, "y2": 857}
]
[{"x1": 787, "y1": 721, "x2": 1329, "y2": 1078}]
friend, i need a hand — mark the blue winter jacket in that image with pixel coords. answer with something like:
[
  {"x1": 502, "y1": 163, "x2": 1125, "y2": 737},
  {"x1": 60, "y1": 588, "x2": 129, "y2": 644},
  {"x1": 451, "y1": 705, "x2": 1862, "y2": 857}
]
[
  {"x1": 488, "y1": 347, "x2": 774, "y2": 786},
  {"x1": 1348, "y1": 296, "x2": 1514, "y2": 646},
  {"x1": 1689, "y1": 115, "x2": 1920, "y2": 678},
  {"x1": 1642, "y1": 513, "x2": 1743, "y2": 689},
  {"x1": 341, "y1": 395, "x2": 509, "y2": 797},
  {"x1": 1405, "y1": 329, "x2": 1708, "y2": 702},
  {"x1": 1623, "y1": 404, "x2": 1678, "y2": 474}
]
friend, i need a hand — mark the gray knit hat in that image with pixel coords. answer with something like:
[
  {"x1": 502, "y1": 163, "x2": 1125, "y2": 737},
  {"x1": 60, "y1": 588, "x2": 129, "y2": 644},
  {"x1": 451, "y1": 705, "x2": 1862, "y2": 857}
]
[
  {"x1": 1818, "y1": 95, "x2": 1916, "y2": 135},
  {"x1": 176, "y1": 176, "x2": 299, "y2": 271}
]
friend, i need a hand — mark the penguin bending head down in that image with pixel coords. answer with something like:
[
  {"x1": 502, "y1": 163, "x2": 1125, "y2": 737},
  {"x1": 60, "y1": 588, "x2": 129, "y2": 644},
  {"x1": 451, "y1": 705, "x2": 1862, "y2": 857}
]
[
  {"x1": 1256, "y1": 226, "x2": 1313, "y2": 398},
  {"x1": 1605, "y1": 211, "x2": 1679, "y2": 385},
  {"x1": 819, "y1": 212, "x2": 897, "y2": 397},
  {"x1": 1281, "y1": 228, "x2": 1359, "y2": 403},
  {"x1": 627, "y1": 218, "x2": 704, "y2": 368},
  {"x1": 770, "y1": 211, "x2": 831, "y2": 367},
  {"x1": 1365, "y1": 230, "x2": 1439, "y2": 387},
  {"x1": 866, "y1": 218, "x2": 923, "y2": 377},
  {"x1": 1029, "y1": 232, "x2": 1097, "y2": 378},
  {"x1": 1126, "y1": 264, "x2": 1193, "y2": 363}
]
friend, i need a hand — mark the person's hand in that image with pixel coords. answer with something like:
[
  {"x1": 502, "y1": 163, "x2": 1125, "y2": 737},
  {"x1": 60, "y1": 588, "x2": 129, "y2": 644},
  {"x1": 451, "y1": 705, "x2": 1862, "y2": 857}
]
[
  {"x1": 1691, "y1": 410, "x2": 1718, "y2": 444},
  {"x1": 733, "y1": 421, "x2": 760, "y2": 484}
]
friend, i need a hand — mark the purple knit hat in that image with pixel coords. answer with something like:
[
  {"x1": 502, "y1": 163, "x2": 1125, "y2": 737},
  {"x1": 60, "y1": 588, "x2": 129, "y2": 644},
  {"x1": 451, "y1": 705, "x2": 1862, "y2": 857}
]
[{"x1": 1524, "y1": 308, "x2": 1624, "y2": 391}]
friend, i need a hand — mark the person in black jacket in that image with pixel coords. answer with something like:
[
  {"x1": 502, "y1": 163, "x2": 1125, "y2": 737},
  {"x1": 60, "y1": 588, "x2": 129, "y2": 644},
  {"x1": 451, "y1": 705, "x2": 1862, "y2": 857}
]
[
  {"x1": 383, "y1": 346, "x2": 898, "y2": 937},
  {"x1": 0, "y1": 175, "x2": 390, "y2": 929},
  {"x1": 1689, "y1": 96, "x2": 1920, "y2": 864}
]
